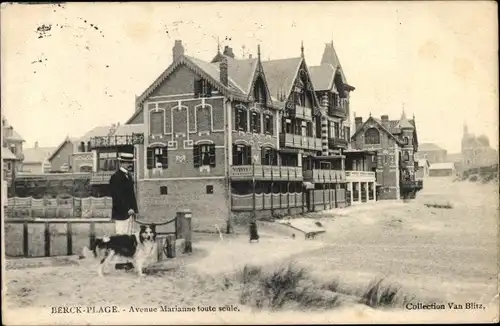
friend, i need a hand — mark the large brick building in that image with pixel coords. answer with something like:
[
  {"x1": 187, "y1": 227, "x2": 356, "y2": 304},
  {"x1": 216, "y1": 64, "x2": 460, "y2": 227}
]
[
  {"x1": 87, "y1": 40, "x2": 378, "y2": 231},
  {"x1": 461, "y1": 124, "x2": 498, "y2": 171},
  {"x1": 350, "y1": 112, "x2": 420, "y2": 200}
]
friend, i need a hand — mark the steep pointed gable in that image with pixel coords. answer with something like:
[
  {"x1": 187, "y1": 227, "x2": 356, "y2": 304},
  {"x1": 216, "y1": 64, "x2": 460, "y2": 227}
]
[
  {"x1": 309, "y1": 64, "x2": 336, "y2": 92},
  {"x1": 321, "y1": 41, "x2": 347, "y2": 84},
  {"x1": 261, "y1": 57, "x2": 303, "y2": 102},
  {"x1": 48, "y1": 136, "x2": 73, "y2": 162},
  {"x1": 351, "y1": 116, "x2": 403, "y2": 144}
]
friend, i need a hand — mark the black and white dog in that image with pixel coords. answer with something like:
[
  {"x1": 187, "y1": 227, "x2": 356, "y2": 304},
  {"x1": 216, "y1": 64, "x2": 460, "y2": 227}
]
[{"x1": 84, "y1": 225, "x2": 157, "y2": 277}]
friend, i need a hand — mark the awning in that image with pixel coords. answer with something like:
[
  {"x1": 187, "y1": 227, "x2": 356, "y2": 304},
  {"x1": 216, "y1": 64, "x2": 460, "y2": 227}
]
[
  {"x1": 278, "y1": 148, "x2": 302, "y2": 154},
  {"x1": 312, "y1": 155, "x2": 345, "y2": 159},
  {"x1": 303, "y1": 181, "x2": 315, "y2": 189}
]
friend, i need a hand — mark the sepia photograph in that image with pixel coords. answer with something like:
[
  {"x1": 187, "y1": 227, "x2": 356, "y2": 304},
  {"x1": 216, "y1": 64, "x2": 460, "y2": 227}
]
[{"x1": 1, "y1": 1, "x2": 498, "y2": 325}]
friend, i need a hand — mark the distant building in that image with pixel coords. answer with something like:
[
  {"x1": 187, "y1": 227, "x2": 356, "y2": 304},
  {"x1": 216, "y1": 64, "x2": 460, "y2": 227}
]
[
  {"x1": 461, "y1": 124, "x2": 498, "y2": 171},
  {"x1": 414, "y1": 143, "x2": 447, "y2": 164},
  {"x1": 2, "y1": 116, "x2": 25, "y2": 185},
  {"x1": 21, "y1": 143, "x2": 57, "y2": 173},
  {"x1": 429, "y1": 162, "x2": 456, "y2": 177},
  {"x1": 415, "y1": 158, "x2": 430, "y2": 180},
  {"x1": 351, "y1": 111, "x2": 421, "y2": 200}
]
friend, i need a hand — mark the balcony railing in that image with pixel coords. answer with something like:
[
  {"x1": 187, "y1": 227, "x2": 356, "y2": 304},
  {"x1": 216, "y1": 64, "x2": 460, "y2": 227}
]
[
  {"x1": 345, "y1": 170, "x2": 376, "y2": 182},
  {"x1": 294, "y1": 105, "x2": 313, "y2": 120},
  {"x1": 89, "y1": 171, "x2": 114, "y2": 184},
  {"x1": 280, "y1": 134, "x2": 322, "y2": 151},
  {"x1": 230, "y1": 165, "x2": 303, "y2": 181},
  {"x1": 89, "y1": 133, "x2": 144, "y2": 150},
  {"x1": 303, "y1": 169, "x2": 346, "y2": 183},
  {"x1": 328, "y1": 107, "x2": 346, "y2": 118},
  {"x1": 328, "y1": 138, "x2": 348, "y2": 148}
]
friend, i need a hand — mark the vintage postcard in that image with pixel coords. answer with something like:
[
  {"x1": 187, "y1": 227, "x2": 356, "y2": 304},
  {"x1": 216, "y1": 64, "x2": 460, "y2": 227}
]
[{"x1": 1, "y1": 1, "x2": 498, "y2": 325}]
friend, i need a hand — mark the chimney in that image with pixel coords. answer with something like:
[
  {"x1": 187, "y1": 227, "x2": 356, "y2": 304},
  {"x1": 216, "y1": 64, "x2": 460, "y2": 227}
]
[
  {"x1": 381, "y1": 115, "x2": 389, "y2": 129},
  {"x1": 223, "y1": 45, "x2": 235, "y2": 58},
  {"x1": 355, "y1": 117, "x2": 363, "y2": 131},
  {"x1": 220, "y1": 56, "x2": 228, "y2": 86},
  {"x1": 34, "y1": 141, "x2": 39, "y2": 149},
  {"x1": 172, "y1": 40, "x2": 185, "y2": 62}
]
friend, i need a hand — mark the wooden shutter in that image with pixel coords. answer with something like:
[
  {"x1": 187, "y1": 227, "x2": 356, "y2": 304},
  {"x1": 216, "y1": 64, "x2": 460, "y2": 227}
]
[
  {"x1": 232, "y1": 144, "x2": 238, "y2": 165},
  {"x1": 161, "y1": 146, "x2": 168, "y2": 169},
  {"x1": 246, "y1": 146, "x2": 252, "y2": 165},
  {"x1": 256, "y1": 114, "x2": 261, "y2": 133},
  {"x1": 147, "y1": 148, "x2": 154, "y2": 169},
  {"x1": 194, "y1": 79, "x2": 202, "y2": 98},
  {"x1": 193, "y1": 145, "x2": 201, "y2": 168},
  {"x1": 269, "y1": 115, "x2": 274, "y2": 135},
  {"x1": 209, "y1": 144, "x2": 216, "y2": 167},
  {"x1": 261, "y1": 147, "x2": 265, "y2": 165},
  {"x1": 206, "y1": 83, "x2": 212, "y2": 97}
]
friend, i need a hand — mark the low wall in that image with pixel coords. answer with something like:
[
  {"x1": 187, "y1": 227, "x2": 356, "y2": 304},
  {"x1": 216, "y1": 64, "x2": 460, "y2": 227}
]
[{"x1": 5, "y1": 196, "x2": 113, "y2": 218}]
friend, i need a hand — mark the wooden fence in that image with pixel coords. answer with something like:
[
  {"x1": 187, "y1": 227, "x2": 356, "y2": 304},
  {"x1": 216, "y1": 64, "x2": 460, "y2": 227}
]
[
  {"x1": 4, "y1": 210, "x2": 193, "y2": 260},
  {"x1": 5, "y1": 196, "x2": 113, "y2": 218}
]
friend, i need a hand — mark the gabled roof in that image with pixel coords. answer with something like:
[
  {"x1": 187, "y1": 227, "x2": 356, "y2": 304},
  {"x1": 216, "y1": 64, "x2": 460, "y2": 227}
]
[
  {"x1": 261, "y1": 57, "x2": 303, "y2": 102},
  {"x1": 419, "y1": 143, "x2": 446, "y2": 152},
  {"x1": 2, "y1": 115, "x2": 25, "y2": 142},
  {"x1": 114, "y1": 123, "x2": 145, "y2": 135},
  {"x1": 396, "y1": 110, "x2": 414, "y2": 130},
  {"x1": 225, "y1": 56, "x2": 259, "y2": 95},
  {"x1": 351, "y1": 116, "x2": 403, "y2": 145},
  {"x1": 309, "y1": 64, "x2": 336, "y2": 92},
  {"x1": 2, "y1": 147, "x2": 17, "y2": 160},
  {"x1": 48, "y1": 136, "x2": 74, "y2": 161},
  {"x1": 135, "y1": 55, "x2": 249, "y2": 108},
  {"x1": 78, "y1": 125, "x2": 114, "y2": 143},
  {"x1": 320, "y1": 41, "x2": 348, "y2": 85},
  {"x1": 23, "y1": 146, "x2": 56, "y2": 163}
]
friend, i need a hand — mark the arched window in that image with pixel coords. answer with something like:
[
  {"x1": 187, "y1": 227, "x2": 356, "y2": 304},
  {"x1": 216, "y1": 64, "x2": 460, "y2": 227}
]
[
  {"x1": 364, "y1": 128, "x2": 380, "y2": 145},
  {"x1": 403, "y1": 151, "x2": 410, "y2": 162},
  {"x1": 253, "y1": 76, "x2": 266, "y2": 104}
]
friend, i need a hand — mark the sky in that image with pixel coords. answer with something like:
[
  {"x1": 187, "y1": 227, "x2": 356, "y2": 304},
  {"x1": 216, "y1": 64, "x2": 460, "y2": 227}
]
[{"x1": 1, "y1": 1, "x2": 498, "y2": 153}]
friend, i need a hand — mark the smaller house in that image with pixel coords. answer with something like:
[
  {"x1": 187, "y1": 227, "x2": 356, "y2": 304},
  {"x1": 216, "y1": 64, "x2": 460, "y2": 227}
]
[
  {"x1": 415, "y1": 158, "x2": 430, "y2": 180},
  {"x1": 20, "y1": 142, "x2": 56, "y2": 173},
  {"x1": 429, "y1": 162, "x2": 456, "y2": 177},
  {"x1": 47, "y1": 136, "x2": 79, "y2": 172},
  {"x1": 414, "y1": 143, "x2": 447, "y2": 164}
]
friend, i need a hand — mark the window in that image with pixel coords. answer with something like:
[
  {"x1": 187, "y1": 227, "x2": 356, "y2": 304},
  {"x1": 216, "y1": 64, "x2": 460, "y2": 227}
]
[
  {"x1": 253, "y1": 77, "x2": 266, "y2": 104},
  {"x1": 87, "y1": 141, "x2": 91, "y2": 152},
  {"x1": 334, "y1": 121, "x2": 340, "y2": 138},
  {"x1": 344, "y1": 126, "x2": 351, "y2": 140},
  {"x1": 364, "y1": 128, "x2": 380, "y2": 144},
  {"x1": 79, "y1": 141, "x2": 85, "y2": 152},
  {"x1": 193, "y1": 144, "x2": 215, "y2": 167},
  {"x1": 206, "y1": 185, "x2": 214, "y2": 194},
  {"x1": 99, "y1": 152, "x2": 118, "y2": 171},
  {"x1": 79, "y1": 165, "x2": 92, "y2": 172},
  {"x1": 306, "y1": 122, "x2": 313, "y2": 137},
  {"x1": 263, "y1": 114, "x2": 274, "y2": 135},
  {"x1": 232, "y1": 144, "x2": 252, "y2": 165},
  {"x1": 261, "y1": 147, "x2": 277, "y2": 166},
  {"x1": 194, "y1": 78, "x2": 212, "y2": 98},
  {"x1": 147, "y1": 146, "x2": 168, "y2": 169},
  {"x1": 10, "y1": 144, "x2": 16, "y2": 155},
  {"x1": 250, "y1": 111, "x2": 261, "y2": 133},
  {"x1": 403, "y1": 151, "x2": 410, "y2": 162},
  {"x1": 403, "y1": 136, "x2": 409, "y2": 145},
  {"x1": 160, "y1": 186, "x2": 168, "y2": 195},
  {"x1": 235, "y1": 107, "x2": 248, "y2": 131},
  {"x1": 7, "y1": 162, "x2": 11, "y2": 170}
]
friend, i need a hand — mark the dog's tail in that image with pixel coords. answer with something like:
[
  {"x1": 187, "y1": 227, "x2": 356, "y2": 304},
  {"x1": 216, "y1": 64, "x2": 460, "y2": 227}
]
[{"x1": 79, "y1": 238, "x2": 104, "y2": 260}]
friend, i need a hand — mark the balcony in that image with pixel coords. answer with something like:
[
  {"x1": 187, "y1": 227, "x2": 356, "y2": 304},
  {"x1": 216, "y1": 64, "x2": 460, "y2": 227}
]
[
  {"x1": 293, "y1": 105, "x2": 313, "y2": 120},
  {"x1": 328, "y1": 137, "x2": 348, "y2": 149},
  {"x1": 345, "y1": 170, "x2": 376, "y2": 182},
  {"x1": 328, "y1": 106, "x2": 346, "y2": 118},
  {"x1": 89, "y1": 133, "x2": 144, "y2": 150},
  {"x1": 280, "y1": 134, "x2": 322, "y2": 151},
  {"x1": 303, "y1": 169, "x2": 346, "y2": 183},
  {"x1": 230, "y1": 165, "x2": 303, "y2": 181},
  {"x1": 90, "y1": 171, "x2": 114, "y2": 184}
]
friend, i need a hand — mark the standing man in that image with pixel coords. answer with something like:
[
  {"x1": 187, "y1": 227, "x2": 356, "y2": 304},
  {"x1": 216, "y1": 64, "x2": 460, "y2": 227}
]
[{"x1": 109, "y1": 152, "x2": 138, "y2": 270}]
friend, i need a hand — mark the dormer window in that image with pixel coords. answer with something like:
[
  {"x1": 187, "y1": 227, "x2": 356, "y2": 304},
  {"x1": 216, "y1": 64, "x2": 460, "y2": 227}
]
[
  {"x1": 194, "y1": 78, "x2": 212, "y2": 98},
  {"x1": 253, "y1": 77, "x2": 266, "y2": 104}
]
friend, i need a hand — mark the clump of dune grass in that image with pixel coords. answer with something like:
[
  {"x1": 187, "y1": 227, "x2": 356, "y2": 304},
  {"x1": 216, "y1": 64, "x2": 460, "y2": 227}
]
[
  {"x1": 359, "y1": 278, "x2": 413, "y2": 308},
  {"x1": 424, "y1": 202, "x2": 453, "y2": 209},
  {"x1": 236, "y1": 263, "x2": 420, "y2": 311}
]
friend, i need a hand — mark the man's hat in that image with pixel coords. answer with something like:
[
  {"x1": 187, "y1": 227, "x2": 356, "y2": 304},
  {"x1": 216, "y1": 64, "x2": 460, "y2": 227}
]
[{"x1": 118, "y1": 152, "x2": 134, "y2": 161}]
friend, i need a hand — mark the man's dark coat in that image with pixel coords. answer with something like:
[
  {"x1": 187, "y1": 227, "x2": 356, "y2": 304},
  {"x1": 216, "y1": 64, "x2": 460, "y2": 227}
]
[{"x1": 109, "y1": 169, "x2": 138, "y2": 220}]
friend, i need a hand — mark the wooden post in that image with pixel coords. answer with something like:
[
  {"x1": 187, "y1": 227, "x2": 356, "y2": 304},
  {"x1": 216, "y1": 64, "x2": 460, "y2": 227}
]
[
  {"x1": 23, "y1": 221, "x2": 29, "y2": 257},
  {"x1": 270, "y1": 167, "x2": 274, "y2": 217},
  {"x1": 176, "y1": 209, "x2": 192, "y2": 253},
  {"x1": 323, "y1": 175, "x2": 326, "y2": 210},
  {"x1": 89, "y1": 222, "x2": 96, "y2": 249},
  {"x1": 44, "y1": 222, "x2": 50, "y2": 257},
  {"x1": 156, "y1": 236, "x2": 165, "y2": 262},
  {"x1": 66, "y1": 222, "x2": 73, "y2": 256},
  {"x1": 334, "y1": 174, "x2": 338, "y2": 208},
  {"x1": 165, "y1": 234, "x2": 176, "y2": 258},
  {"x1": 287, "y1": 169, "x2": 291, "y2": 215}
]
